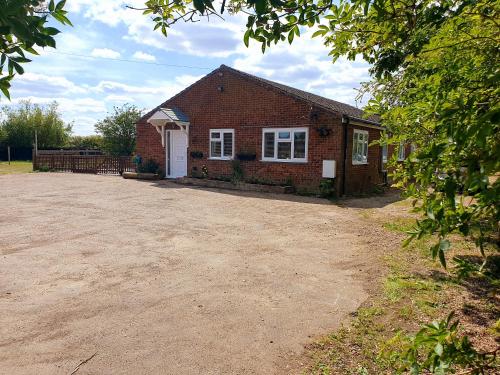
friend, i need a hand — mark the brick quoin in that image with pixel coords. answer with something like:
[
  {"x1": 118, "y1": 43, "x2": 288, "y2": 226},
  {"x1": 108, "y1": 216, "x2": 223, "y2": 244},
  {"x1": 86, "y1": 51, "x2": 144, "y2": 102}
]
[{"x1": 136, "y1": 65, "x2": 401, "y2": 195}]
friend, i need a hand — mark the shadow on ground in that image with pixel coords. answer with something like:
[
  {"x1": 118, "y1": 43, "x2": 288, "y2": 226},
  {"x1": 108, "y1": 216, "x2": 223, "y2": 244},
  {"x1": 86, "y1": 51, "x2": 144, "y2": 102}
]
[{"x1": 146, "y1": 179, "x2": 403, "y2": 208}]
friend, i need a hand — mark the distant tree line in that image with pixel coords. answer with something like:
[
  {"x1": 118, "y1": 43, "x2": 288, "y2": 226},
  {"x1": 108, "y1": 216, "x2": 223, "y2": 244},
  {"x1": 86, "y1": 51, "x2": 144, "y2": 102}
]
[{"x1": 0, "y1": 101, "x2": 142, "y2": 160}]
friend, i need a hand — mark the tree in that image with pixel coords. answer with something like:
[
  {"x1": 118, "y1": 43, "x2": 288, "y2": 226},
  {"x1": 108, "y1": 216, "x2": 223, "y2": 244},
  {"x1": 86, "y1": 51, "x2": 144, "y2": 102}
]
[
  {"x1": 0, "y1": 100, "x2": 72, "y2": 148},
  {"x1": 67, "y1": 135, "x2": 103, "y2": 150},
  {"x1": 95, "y1": 104, "x2": 142, "y2": 156},
  {"x1": 0, "y1": 0, "x2": 71, "y2": 99}
]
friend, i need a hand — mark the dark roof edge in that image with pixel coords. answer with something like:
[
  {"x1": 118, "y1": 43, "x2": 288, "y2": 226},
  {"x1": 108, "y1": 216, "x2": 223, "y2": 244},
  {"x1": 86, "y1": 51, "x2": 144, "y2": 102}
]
[{"x1": 348, "y1": 115, "x2": 382, "y2": 127}]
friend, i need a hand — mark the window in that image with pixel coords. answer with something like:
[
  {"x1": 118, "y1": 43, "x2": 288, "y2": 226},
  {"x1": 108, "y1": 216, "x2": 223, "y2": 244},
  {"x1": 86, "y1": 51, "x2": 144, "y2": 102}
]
[
  {"x1": 398, "y1": 141, "x2": 405, "y2": 161},
  {"x1": 210, "y1": 129, "x2": 234, "y2": 159},
  {"x1": 261, "y1": 128, "x2": 308, "y2": 162},
  {"x1": 381, "y1": 144, "x2": 388, "y2": 163},
  {"x1": 352, "y1": 129, "x2": 369, "y2": 164}
]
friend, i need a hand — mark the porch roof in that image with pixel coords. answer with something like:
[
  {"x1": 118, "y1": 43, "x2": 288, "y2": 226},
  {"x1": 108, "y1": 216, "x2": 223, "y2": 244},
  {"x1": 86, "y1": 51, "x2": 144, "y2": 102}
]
[
  {"x1": 147, "y1": 107, "x2": 189, "y2": 125},
  {"x1": 147, "y1": 107, "x2": 190, "y2": 147}
]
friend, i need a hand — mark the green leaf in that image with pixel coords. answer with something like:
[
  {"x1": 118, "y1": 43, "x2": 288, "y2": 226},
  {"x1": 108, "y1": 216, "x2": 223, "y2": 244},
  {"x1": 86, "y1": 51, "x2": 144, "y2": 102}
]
[
  {"x1": 426, "y1": 206, "x2": 435, "y2": 220},
  {"x1": 11, "y1": 61, "x2": 24, "y2": 75},
  {"x1": 56, "y1": 0, "x2": 66, "y2": 10},
  {"x1": 8, "y1": 19, "x2": 33, "y2": 41},
  {"x1": 312, "y1": 29, "x2": 325, "y2": 38},
  {"x1": 434, "y1": 343, "x2": 443, "y2": 356},
  {"x1": 0, "y1": 85, "x2": 11, "y2": 100},
  {"x1": 255, "y1": 0, "x2": 267, "y2": 15},
  {"x1": 193, "y1": 0, "x2": 206, "y2": 13},
  {"x1": 52, "y1": 11, "x2": 73, "y2": 26},
  {"x1": 44, "y1": 27, "x2": 60, "y2": 36},
  {"x1": 244, "y1": 29, "x2": 251, "y2": 47},
  {"x1": 49, "y1": 0, "x2": 55, "y2": 12},
  {"x1": 437, "y1": 239, "x2": 450, "y2": 268}
]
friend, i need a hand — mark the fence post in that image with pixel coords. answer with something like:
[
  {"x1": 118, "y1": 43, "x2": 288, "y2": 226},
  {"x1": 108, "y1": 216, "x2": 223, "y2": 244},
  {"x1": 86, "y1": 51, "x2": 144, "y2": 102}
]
[{"x1": 32, "y1": 149, "x2": 36, "y2": 171}]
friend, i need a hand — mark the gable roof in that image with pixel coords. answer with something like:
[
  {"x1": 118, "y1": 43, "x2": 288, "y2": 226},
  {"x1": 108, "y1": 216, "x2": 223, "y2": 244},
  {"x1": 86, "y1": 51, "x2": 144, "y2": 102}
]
[
  {"x1": 139, "y1": 64, "x2": 380, "y2": 125},
  {"x1": 221, "y1": 65, "x2": 379, "y2": 124}
]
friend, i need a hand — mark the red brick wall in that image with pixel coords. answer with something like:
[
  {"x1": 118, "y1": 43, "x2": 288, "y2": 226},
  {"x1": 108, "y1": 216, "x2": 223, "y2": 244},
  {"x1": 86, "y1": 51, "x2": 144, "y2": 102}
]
[
  {"x1": 136, "y1": 68, "x2": 385, "y2": 195},
  {"x1": 344, "y1": 125, "x2": 386, "y2": 194}
]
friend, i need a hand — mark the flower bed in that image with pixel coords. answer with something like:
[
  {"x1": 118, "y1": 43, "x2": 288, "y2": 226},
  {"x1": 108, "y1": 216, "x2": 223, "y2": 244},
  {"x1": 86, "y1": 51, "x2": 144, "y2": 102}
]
[
  {"x1": 176, "y1": 177, "x2": 294, "y2": 194},
  {"x1": 122, "y1": 172, "x2": 160, "y2": 180}
]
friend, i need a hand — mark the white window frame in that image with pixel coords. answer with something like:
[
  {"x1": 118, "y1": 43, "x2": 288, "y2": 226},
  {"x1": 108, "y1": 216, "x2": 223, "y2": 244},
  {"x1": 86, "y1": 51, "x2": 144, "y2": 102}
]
[
  {"x1": 398, "y1": 141, "x2": 406, "y2": 161},
  {"x1": 352, "y1": 129, "x2": 369, "y2": 165},
  {"x1": 209, "y1": 129, "x2": 234, "y2": 160},
  {"x1": 381, "y1": 144, "x2": 388, "y2": 163},
  {"x1": 261, "y1": 127, "x2": 308, "y2": 163}
]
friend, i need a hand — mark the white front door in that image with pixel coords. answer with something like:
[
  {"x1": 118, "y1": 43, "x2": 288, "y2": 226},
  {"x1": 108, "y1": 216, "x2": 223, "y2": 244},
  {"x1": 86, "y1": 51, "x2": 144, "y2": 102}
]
[{"x1": 167, "y1": 130, "x2": 187, "y2": 178}]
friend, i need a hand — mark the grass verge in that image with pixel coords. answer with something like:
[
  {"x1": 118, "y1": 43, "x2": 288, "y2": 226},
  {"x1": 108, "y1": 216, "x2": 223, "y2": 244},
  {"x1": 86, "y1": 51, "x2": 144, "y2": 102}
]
[
  {"x1": 0, "y1": 160, "x2": 33, "y2": 174},
  {"x1": 302, "y1": 212, "x2": 499, "y2": 374}
]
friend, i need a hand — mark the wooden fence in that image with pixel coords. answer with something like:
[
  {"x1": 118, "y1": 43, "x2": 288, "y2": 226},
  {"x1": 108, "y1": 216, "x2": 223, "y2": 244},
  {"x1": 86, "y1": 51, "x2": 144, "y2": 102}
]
[{"x1": 33, "y1": 152, "x2": 135, "y2": 175}]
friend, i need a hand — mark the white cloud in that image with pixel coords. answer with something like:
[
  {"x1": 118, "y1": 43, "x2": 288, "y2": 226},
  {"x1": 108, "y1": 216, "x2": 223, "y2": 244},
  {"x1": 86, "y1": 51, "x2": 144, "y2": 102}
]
[
  {"x1": 90, "y1": 48, "x2": 121, "y2": 59},
  {"x1": 3, "y1": 96, "x2": 107, "y2": 135},
  {"x1": 132, "y1": 51, "x2": 156, "y2": 62},
  {"x1": 5, "y1": 72, "x2": 205, "y2": 135},
  {"x1": 69, "y1": 0, "x2": 244, "y2": 58},
  {"x1": 105, "y1": 94, "x2": 135, "y2": 103},
  {"x1": 174, "y1": 74, "x2": 204, "y2": 87},
  {"x1": 14, "y1": 72, "x2": 88, "y2": 95},
  {"x1": 71, "y1": 1, "x2": 370, "y2": 105},
  {"x1": 8, "y1": 96, "x2": 106, "y2": 114},
  {"x1": 232, "y1": 28, "x2": 370, "y2": 106}
]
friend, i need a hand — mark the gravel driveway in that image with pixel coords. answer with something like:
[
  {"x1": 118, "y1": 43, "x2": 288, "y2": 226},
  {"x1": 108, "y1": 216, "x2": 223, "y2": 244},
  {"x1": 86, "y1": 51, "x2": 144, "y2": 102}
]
[{"x1": 0, "y1": 173, "x2": 380, "y2": 374}]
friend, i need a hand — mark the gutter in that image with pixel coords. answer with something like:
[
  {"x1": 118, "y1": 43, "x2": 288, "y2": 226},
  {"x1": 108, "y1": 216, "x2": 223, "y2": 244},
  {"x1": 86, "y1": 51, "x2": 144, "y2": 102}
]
[{"x1": 341, "y1": 114, "x2": 349, "y2": 196}]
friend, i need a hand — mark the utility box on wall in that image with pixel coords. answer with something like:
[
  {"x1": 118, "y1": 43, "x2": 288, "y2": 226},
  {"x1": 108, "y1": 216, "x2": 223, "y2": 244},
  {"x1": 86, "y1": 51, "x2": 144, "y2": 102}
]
[{"x1": 322, "y1": 160, "x2": 336, "y2": 178}]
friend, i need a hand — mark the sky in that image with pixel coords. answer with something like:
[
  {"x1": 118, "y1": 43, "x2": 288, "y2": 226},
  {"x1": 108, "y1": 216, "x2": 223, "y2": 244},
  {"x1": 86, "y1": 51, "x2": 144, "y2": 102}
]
[{"x1": 1, "y1": 0, "x2": 371, "y2": 135}]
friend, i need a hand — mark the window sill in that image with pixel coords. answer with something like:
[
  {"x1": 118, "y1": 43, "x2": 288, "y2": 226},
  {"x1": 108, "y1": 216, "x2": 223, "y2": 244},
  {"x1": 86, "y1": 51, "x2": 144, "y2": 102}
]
[
  {"x1": 208, "y1": 157, "x2": 233, "y2": 161},
  {"x1": 261, "y1": 159, "x2": 308, "y2": 164},
  {"x1": 352, "y1": 161, "x2": 368, "y2": 165}
]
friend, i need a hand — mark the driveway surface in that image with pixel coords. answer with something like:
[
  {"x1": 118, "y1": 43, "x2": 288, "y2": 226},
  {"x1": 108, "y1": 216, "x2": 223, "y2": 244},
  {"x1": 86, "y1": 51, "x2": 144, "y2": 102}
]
[{"x1": 0, "y1": 173, "x2": 381, "y2": 374}]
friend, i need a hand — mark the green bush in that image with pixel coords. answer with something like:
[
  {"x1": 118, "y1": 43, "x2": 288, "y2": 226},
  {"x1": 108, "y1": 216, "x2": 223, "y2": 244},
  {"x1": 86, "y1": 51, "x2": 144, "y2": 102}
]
[
  {"x1": 37, "y1": 165, "x2": 51, "y2": 172},
  {"x1": 390, "y1": 312, "x2": 498, "y2": 374},
  {"x1": 137, "y1": 159, "x2": 160, "y2": 174},
  {"x1": 319, "y1": 178, "x2": 336, "y2": 198},
  {"x1": 231, "y1": 159, "x2": 244, "y2": 182}
]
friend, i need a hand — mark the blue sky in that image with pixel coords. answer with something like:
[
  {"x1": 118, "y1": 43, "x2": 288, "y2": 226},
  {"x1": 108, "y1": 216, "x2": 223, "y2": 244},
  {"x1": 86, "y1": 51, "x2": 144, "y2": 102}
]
[{"x1": 1, "y1": 1, "x2": 370, "y2": 135}]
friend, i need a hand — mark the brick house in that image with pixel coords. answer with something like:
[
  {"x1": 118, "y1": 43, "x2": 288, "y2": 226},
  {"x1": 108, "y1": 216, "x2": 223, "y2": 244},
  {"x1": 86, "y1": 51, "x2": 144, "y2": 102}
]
[{"x1": 136, "y1": 64, "x2": 400, "y2": 195}]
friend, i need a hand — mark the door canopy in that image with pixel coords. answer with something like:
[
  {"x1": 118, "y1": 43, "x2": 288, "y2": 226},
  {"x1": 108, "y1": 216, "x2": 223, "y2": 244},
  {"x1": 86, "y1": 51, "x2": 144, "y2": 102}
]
[{"x1": 147, "y1": 107, "x2": 190, "y2": 147}]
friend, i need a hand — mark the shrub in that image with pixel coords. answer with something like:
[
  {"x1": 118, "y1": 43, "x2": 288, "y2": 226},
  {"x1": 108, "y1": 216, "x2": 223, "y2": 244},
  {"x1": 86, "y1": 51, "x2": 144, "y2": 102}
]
[
  {"x1": 137, "y1": 159, "x2": 160, "y2": 174},
  {"x1": 319, "y1": 178, "x2": 336, "y2": 198},
  {"x1": 389, "y1": 312, "x2": 498, "y2": 374},
  {"x1": 231, "y1": 160, "x2": 244, "y2": 182},
  {"x1": 201, "y1": 165, "x2": 208, "y2": 178}
]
